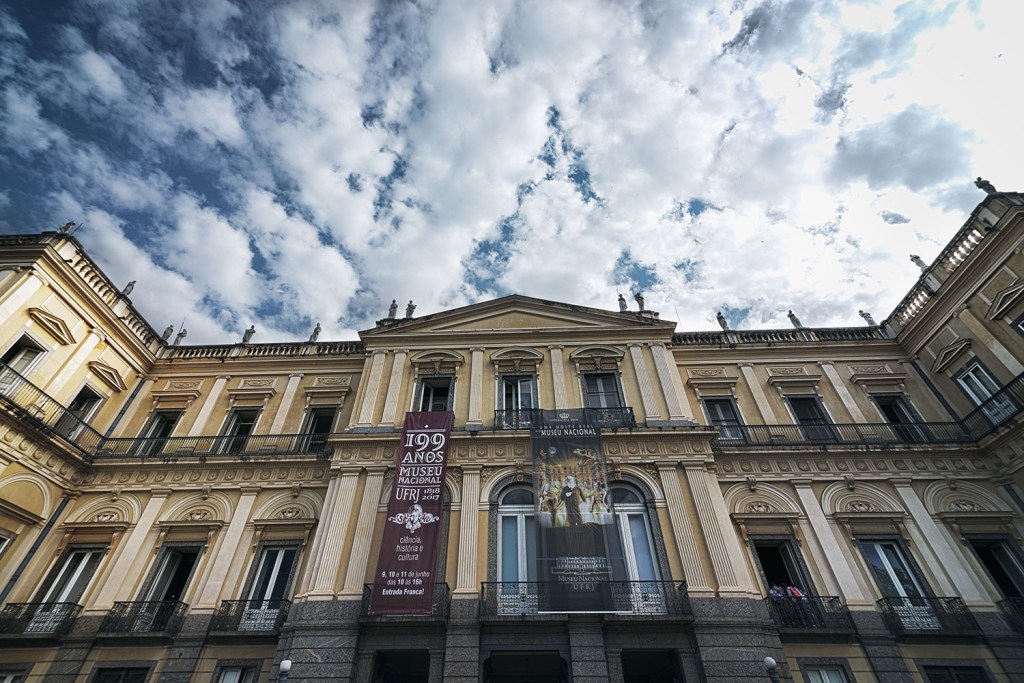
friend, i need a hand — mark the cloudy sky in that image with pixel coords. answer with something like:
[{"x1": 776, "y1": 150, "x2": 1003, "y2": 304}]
[{"x1": 1, "y1": 0, "x2": 1021, "y2": 343}]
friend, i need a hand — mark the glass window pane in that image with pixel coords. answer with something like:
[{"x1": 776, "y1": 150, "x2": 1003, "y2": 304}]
[
  {"x1": 524, "y1": 516, "x2": 537, "y2": 582},
  {"x1": 860, "y1": 543, "x2": 900, "y2": 596},
  {"x1": 500, "y1": 516, "x2": 519, "y2": 581},
  {"x1": 627, "y1": 514, "x2": 657, "y2": 581}
]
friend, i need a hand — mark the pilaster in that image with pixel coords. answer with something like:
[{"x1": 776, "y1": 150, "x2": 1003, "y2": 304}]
[
  {"x1": 793, "y1": 481, "x2": 868, "y2": 604},
  {"x1": 455, "y1": 465, "x2": 482, "y2": 593},
  {"x1": 656, "y1": 463, "x2": 710, "y2": 594},
  {"x1": 353, "y1": 351, "x2": 388, "y2": 428},
  {"x1": 738, "y1": 363, "x2": 781, "y2": 422},
  {"x1": 549, "y1": 345, "x2": 568, "y2": 409},
  {"x1": 683, "y1": 465, "x2": 751, "y2": 595},
  {"x1": 467, "y1": 347, "x2": 484, "y2": 429},
  {"x1": 307, "y1": 469, "x2": 362, "y2": 599},
  {"x1": 650, "y1": 342, "x2": 692, "y2": 422},
  {"x1": 379, "y1": 350, "x2": 408, "y2": 427},
  {"x1": 268, "y1": 373, "x2": 304, "y2": 433},
  {"x1": 818, "y1": 360, "x2": 867, "y2": 421},
  {"x1": 187, "y1": 375, "x2": 229, "y2": 436},
  {"x1": 627, "y1": 343, "x2": 661, "y2": 421},
  {"x1": 342, "y1": 466, "x2": 386, "y2": 595},
  {"x1": 194, "y1": 486, "x2": 260, "y2": 609}
]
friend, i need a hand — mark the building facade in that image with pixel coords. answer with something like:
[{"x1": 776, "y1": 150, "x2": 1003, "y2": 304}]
[{"x1": 1, "y1": 191, "x2": 1023, "y2": 682}]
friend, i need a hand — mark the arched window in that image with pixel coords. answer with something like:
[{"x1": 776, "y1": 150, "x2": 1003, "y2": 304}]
[
  {"x1": 609, "y1": 485, "x2": 660, "y2": 583},
  {"x1": 497, "y1": 486, "x2": 537, "y2": 584}
]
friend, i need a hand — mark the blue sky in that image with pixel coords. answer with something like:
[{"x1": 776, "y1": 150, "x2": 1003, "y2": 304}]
[{"x1": 1, "y1": 0, "x2": 1021, "y2": 343}]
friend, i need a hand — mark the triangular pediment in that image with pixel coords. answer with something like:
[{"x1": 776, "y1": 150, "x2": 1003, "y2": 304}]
[
  {"x1": 28, "y1": 307, "x2": 75, "y2": 345},
  {"x1": 88, "y1": 360, "x2": 127, "y2": 392},
  {"x1": 932, "y1": 338, "x2": 971, "y2": 373},
  {"x1": 987, "y1": 279, "x2": 1024, "y2": 320},
  {"x1": 360, "y1": 295, "x2": 673, "y2": 341}
]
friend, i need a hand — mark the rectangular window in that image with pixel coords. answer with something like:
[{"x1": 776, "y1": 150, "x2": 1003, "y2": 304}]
[
  {"x1": 921, "y1": 666, "x2": 992, "y2": 683},
  {"x1": 144, "y1": 547, "x2": 201, "y2": 603},
  {"x1": 860, "y1": 539, "x2": 940, "y2": 630},
  {"x1": 0, "y1": 673, "x2": 26, "y2": 683},
  {"x1": 702, "y1": 398, "x2": 744, "y2": 441},
  {"x1": 299, "y1": 406, "x2": 336, "y2": 452},
  {"x1": 219, "y1": 409, "x2": 260, "y2": 454},
  {"x1": 240, "y1": 546, "x2": 298, "y2": 630},
  {"x1": 498, "y1": 375, "x2": 536, "y2": 428},
  {"x1": 36, "y1": 547, "x2": 105, "y2": 605},
  {"x1": 55, "y1": 386, "x2": 103, "y2": 439},
  {"x1": 417, "y1": 376, "x2": 453, "y2": 412},
  {"x1": 787, "y1": 396, "x2": 837, "y2": 443},
  {"x1": 873, "y1": 394, "x2": 929, "y2": 442},
  {"x1": 583, "y1": 373, "x2": 622, "y2": 409},
  {"x1": 957, "y1": 360, "x2": 1015, "y2": 425},
  {"x1": 216, "y1": 668, "x2": 256, "y2": 683},
  {"x1": 135, "y1": 411, "x2": 181, "y2": 456},
  {"x1": 91, "y1": 669, "x2": 150, "y2": 683},
  {"x1": 0, "y1": 337, "x2": 44, "y2": 376},
  {"x1": 804, "y1": 668, "x2": 849, "y2": 683},
  {"x1": 968, "y1": 538, "x2": 1024, "y2": 599}
]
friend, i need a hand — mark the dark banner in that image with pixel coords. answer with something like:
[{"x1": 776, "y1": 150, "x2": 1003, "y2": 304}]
[
  {"x1": 368, "y1": 410, "x2": 453, "y2": 615},
  {"x1": 532, "y1": 410, "x2": 624, "y2": 612}
]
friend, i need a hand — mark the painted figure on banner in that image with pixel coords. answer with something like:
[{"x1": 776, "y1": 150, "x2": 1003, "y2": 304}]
[{"x1": 534, "y1": 443, "x2": 612, "y2": 528}]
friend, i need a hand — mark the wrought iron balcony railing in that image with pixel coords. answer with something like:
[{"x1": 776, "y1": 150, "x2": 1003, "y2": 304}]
[
  {"x1": 0, "y1": 602, "x2": 81, "y2": 635},
  {"x1": 209, "y1": 599, "x2": 291, "y2": 632},
  {"x1": 93, "y1": 433, "x2": 331, "y2": 461},
  {"x1": 961, "y1": 371, "x2": 1024, "y2": 439},
  {"x1": 100, "y1": 600, "x2": 187, "y2": 634},
  {"x1": 360, "y1": 583, "x2": 450, "y2": 618},
  {"x1": 998, "y1": 597, "x2": 1024, "y2": 632},
  {"x1": 493, "y1": 407, "x2": 637, "y2": 430},
  {"x1": 764, "y1": 595, "x2": 854, "y2": 633},
  {"x1": 713, "y1": 422, "x2": 973, "y2": 449},
  {"x1": 0, "y1": 362, "x2": 103, "y2": 457},
  {"x1": 877, "y1": 596, "x2": 979, "y2": 636},
  {"x1": 479, "y1": 581, "x2": 689, "y2": 617}
]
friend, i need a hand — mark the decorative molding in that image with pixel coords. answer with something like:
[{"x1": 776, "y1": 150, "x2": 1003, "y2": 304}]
[
  {"x1": 88, "y1": 360, "x2": 127, "y2": 392},
  {"x1": 986, "y1": 279, "x2": 1024, "y2": 320},
  {"x1": 409, "y1": 349, "x2": 465, "y2": 375},
  {"x1": 845, "y1": 500, "x2": 876, "y2": 513},
  {"x1": 686, "y1": 368, "x2": 738, "y2": 395},
  {"x1": 314, "y1": 376, "x2": 351, "y2": 387},
  {"x1": 932, "y1": 338, "x2": 971, "y2": 373},
  {"x1": 745, "y1": 501, "x2": 778, "y2": 513},
  {"x1": 28, "y1": 307, "x2": 75, "y2": 345},
  {"x1": 490, "y1": 347, "x2": 545, "y2": 374},
  {"x1": 568, "y1": 345, "x2": 625, "y2": 372},
  {"x1": 168, "y1": 380, "x2": 201, "y2": 390}
]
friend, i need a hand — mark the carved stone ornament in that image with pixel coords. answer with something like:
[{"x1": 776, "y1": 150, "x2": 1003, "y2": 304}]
[
  {"x1": 242, "y1": 378, "x2": 274, "y2": 388},
  {"x1": 768, "y1": 366, "x2": 805, "y2": 376},
  {"x1": 93, "y1": 510, "x2": 121, "y2": 522},
  {"x1": 845, "y1": 500, "x2": 876, "y2": 513},
  {"x1": 744, "y1": 501, "x2": 778, "y2": 513},
  {"x1": 849, "y1": 365, "x2": 886, "y2": 374},
  {"x1": 182, "y1": 509, "x2": 212, "y2": 521},
  {"x1": 169, "y1": 380, "x2": 201, "y2": 389},
  {"x1": 689, "y1": 368, "x2": 726, "y2": 378},
  {"x1": 949, "y1": 499, "x2": 980, "y2": 512},
  {"x1": 277, "y1": 506, "x2": 304, "y2": 519},
  {"x1": 315, "y1": 376, "x2": 351, "y2": 386}
]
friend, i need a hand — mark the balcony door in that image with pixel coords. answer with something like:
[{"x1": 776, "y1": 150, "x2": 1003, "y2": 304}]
[
  {"x1": 499, "y1": 375, "x2": 536, "y2": 428},
  {"x1": 299, "y1": 406, "x2": 336, "y2": 453},
  {"x1": 703, "y1": 398, "x2": 744, "y2": 442},
  {"x1": 136, "y1": 411, "x2": 181, "y2": 456},
  {"x1": 873, "y1": 394, "x2": 928, "y2": 443},
  {"x1": 607, "y1": 486, "x2": 663, "y2": 614},
  {"x1": 497, "y1": 487, "x2": 538, "y2": 614},
  {"x1": 958, "y1": 361, "x2": 1015, "y2": 425},
  {"x1": 860, "y1": 540, "x2": 939, "y2": 629},
  {"x1": 241, "y1": 546, "x2": 297, "y2": 629},
  {"x1": 219, "y1": 409, "x2": 259, "y2": 454},
  {"x1": 30, "y1": 547, "x2": 104, "y2": 631},
  {"x1": 787, "y1": 396, "x2": 837, "y2": 443}
]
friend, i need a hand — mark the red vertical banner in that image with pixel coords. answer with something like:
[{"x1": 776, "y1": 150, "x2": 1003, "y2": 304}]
[{"x1": 368, "y1": 411, "x2": 453, "y2": 614}]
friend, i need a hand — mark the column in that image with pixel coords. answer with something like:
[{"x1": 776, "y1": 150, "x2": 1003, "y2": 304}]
[
  {"x1": 307, "y1": 469, "x2": 362, "y2": 598},
  {"x1": 650, "y1": 343, "x2": 691, "y2": 421},
  {"x1": 294, "y1": 468, "x2": 343, "y2": 597},
  {"x1": 455, "y1": 465, "x2": 481, "y2": 594},
  {"x1": 549, "y1": 345, "x2": 569, "y2": 409},
  {"x1": 683, "y1": 465, "x2": 752, "y2": 595},
  {"x1": 958, "y1": 305, "x2": 1024, "y2": 375},
  {"x1": 656, "y1": 464, "x2": 710, "y2": 594},
  {"x1": 628, "y1": 343, "x2": 662, "y2": 421},
  {"x1": 794, "y1": 482, "x2": 868, "y2": 604},
  {"x1": 268, "y1": 373, "x2": 303, "y2": 433},
  {"x1": 738, "y1": 363, "x2": 781, "y2": 422},
  {"x1": 92, "y1": 489, "x2": 171, "y2": 608},
  {"x1": 187, "y1": 375, "x2": 229, "y2": 436},
  {"x1": 379, "y1": 350, "x2": 408, "y2": 427},
  {"x1": 818, "y1": 361, "x2": 867, "y2": 421},
  {"x1": 892, "y1": 480, "x2": 987, "y2": 603},
  {"x1": 466, "y1": 348, "x2": 484, "y2": 429},
  {"x1": 342, "y1": 467, "x2": 386, "y2": 595},
  {"x1": 0, "y1": 268, "x2": 41, "y2": 311},
  {"x1": 353, "y1": 351, "x2": 387, "y2": 428},
  {"x1": 195, "y1": 486, "x2": 260, "y2": 608}
]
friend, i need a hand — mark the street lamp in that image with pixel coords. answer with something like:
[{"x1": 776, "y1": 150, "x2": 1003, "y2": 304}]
[
  {"x1": 277, "y1": 659, "x2": 292, "y2": 683},
  {"x1": 764, "y1": 656, "x2": 780, "y2": 683}
]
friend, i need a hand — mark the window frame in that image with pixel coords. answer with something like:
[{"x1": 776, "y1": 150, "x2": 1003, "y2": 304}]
[
  {"x1": 796, "y1": 658, "x2": 855, "y2": 683},
  {"x1": 137, "y1": 543, "x2": 205, "y2": 604},
  {"x1": 701, "y1": 396, "x2": 745, "y2": 442},
  {"x1": 748, "y1": 534, "x2": 818, "y2": 597},
  {"x1": 33, "y1": 545, "x2": 107, "y2": 606},
  {"x1": 414, "y1": 374, "x2": 455, "y2": 412},
  {"x1": 955, "y1": 359, "x2": 1003, "y2": 406},
  {"x1": 855, "y1": 536, "x2": 933, "y2": 599},
  {"x1": 0, "y1": 333, "x2": 47, "y2": 378},
  {"x1": 580, "y1": 371, "x2": 625, "y2": 410},
  {"x1": 964, "y1": 535, "x2": 1024, "y2": 599}
]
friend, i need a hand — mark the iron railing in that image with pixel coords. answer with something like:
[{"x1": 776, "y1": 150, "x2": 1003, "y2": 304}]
[
  {"x1": 93, "y1": 433, "x2": 331, "y2": 461},
  {"x1": 713, "y1": 422, "x2": 973, "y2": 449},
  {"x1": 0, "y1": 602, "x2": 81, "y2": 634},
  {"x1": 480, "y1": 581, "x2": 689, "y2": 617},
  {"x1": 962, "y1": 371, "x2": 1024, "y2": 439},
  {"x1": 877, "y1": 597, "x2": 979, "y2": 636},
  {"x1": 764, "y1": 595, "x2": 854, "y2": 632},
  {"x1": 209, "y1": 599, "x2": 291, "y2": 632},
  {"x1": 0, "y1": 362, "x2": 103, "y2": 456},
  {"x1": 361, "y1": 583, "x2": 450, "y2": 618},
  {"x1": 493, "y1": 407, "x2": 636, "y2": 430},
  {"x1": 100, "y1": 601, "x2": 187, "y2": 633},
  {"x1": 998, "y1": 597, "x2": 1024, "y2": 632}
]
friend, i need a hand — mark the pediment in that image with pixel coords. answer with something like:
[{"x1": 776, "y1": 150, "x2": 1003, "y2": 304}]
[
  {"x1": 88, "y1": 360, "x2": 127, "y2": 392},
  {"x1": 986, "y1": 280, "x2": 1024, "y2": 320},
  {"x1": 360, "y1": 295, "x2": 673, "y2": 340},
  {"x1": 932, "y1": 338, "x2": 971, "y2": 373},
  {"x1": 29, "y1": 307, "x2": 75, "y2": 345}
]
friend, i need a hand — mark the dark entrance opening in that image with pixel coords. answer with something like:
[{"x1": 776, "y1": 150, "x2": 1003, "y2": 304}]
[
  {"x1": 372, "y1": 650, "x2": 429, "y2": 683},
  {"x1": 622, "y1": 650, "x2": 683, "y2": 682},
  {"x1": 484, "y1": 651, "x2": 566, "y2": 683}
]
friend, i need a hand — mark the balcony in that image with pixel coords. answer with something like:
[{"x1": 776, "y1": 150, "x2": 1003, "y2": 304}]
[
  {"x1": 93, "y1": 433, "x2": 332, "y2": 461},
  {"x1": 479, "y1": 581, "x2": 689, "y2": 617},
  {"x1": 209, "y1": 599, "x2": 291, "y2": 633},
  {"x1": 0, "y1": 362, "x2": 103, "y2": 457},
  {"x1": 764, "y1": 595, "x2": 854, "y2": 634},
  {"x1": 713, "y1": 422, "x2": 973, "y2": 449},
  {"x1": 998, "y1": 597, "x2": 1024, "y2": 632},
  {"x1": 360, "y1": 583, "x2": 450, "y2": 619},
  {"x1": 877, "y1": 597, "x2": 980, "y2": 637},
  {"x1": 493, "y1": 407, "x2": 637, "y2": 430},
  {"x1": 100, "y1": 601, "x2": 187, "y2": 634},
  {"x1": 961, "y1": 371, "x2": 1024, "y2": 439},
  {"x1": 0, "y1": 602, "x2": 81, "y2": 635}
]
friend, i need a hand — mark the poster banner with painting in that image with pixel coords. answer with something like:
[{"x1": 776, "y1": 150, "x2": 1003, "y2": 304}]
[
  {"x1": 368, "y1": 410, "x2": 453, "y2": 615},
  {"x1": 531, "y1": 410, "x2": 624, "y2": 612}
]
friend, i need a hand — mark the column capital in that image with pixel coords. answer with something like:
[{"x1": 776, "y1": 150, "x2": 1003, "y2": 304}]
[
  {"x1": 469, "y1": 346, "x2": 486, "y2": 353},
  {"x1": 737, "y1": 362, "x2": 754, "y2": 368},
  {"x1": 547, "y1": 344, "x2": 564, "y2": 350}
]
